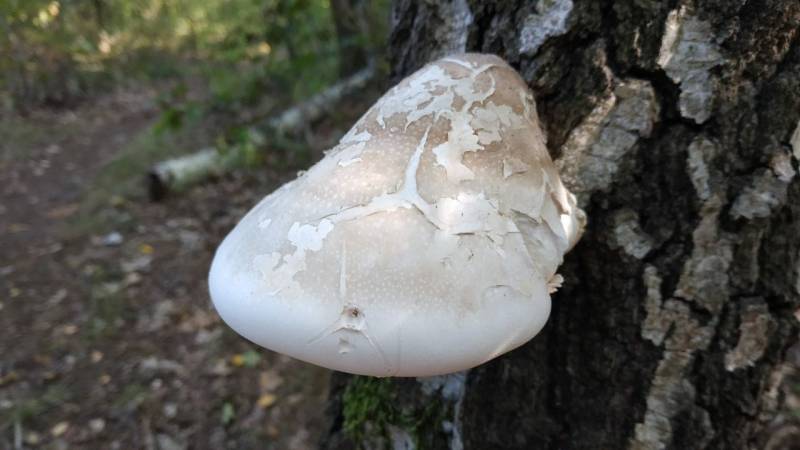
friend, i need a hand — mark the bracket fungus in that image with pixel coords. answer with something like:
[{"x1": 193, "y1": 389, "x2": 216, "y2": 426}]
[{"x1": 209, "y1": 53, "x2": 585, "y2": 377}]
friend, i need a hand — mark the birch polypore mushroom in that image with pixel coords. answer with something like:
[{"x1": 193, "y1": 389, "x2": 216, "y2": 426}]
[{"x1": 209, "y1": 53, "x2": 585, "y2": 377}]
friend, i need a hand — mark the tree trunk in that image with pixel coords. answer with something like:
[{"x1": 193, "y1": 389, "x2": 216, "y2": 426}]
[
  {"x1": 330, "y1": 0, "x2": 370, "y2": 76},
  {"x1": 320, "y1": 1, "x2": 800, "y2": 449}
]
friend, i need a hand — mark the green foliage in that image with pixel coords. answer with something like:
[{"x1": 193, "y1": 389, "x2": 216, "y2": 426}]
[
  {"x1": 154, "y1": 83, "x2": 202, "y2": 134},
  {"x1": 217, "y1": 126, "x2": 267, "y2": 168},
  {"x1": 1, "y1": 0, "x2": 379, "y2": 111}
]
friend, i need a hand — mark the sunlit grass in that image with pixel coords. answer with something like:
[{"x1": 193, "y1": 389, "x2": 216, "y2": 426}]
[{"x1": 2, "y1": 0, "x2": 346, "y2": 108}]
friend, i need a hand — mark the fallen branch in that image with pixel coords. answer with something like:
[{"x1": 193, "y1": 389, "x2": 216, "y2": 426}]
[
  {"x1": 148, "y1": 64, "x2": 376, "y2": 200},
  {"x1": 147, "y1": 148, "x2": 224, "y2": 200}
]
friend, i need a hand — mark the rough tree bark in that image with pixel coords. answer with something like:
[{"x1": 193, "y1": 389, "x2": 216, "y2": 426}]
[{"x1": 320, "y1": 0, "x2": 800, "y2": 449}]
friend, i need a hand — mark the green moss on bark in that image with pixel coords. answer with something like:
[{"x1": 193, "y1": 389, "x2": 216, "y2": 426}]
[{"x1": 342, "y1": 376, "x2": 449, "y2": 449}]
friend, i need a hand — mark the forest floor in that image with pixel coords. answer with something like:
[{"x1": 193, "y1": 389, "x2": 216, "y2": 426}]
[{"x1": 0, "y1": 83, "x2": 374, "y2": 449}]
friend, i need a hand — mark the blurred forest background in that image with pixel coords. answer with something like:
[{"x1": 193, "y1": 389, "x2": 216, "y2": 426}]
[
  {"x1": 1, "y1": 1, "x2": 390, "y2": 449},
  {"x1": 2, "y1": 1, "x2": 800, "y2": 450}
]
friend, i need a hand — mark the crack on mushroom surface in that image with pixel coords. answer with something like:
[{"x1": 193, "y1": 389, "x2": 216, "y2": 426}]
[
  {"x1": 306, "y1": 242, "x2": 392, "y2": 372},
  {"x1": 208, "y1": 54, "x2": 585, "y2": 377}
]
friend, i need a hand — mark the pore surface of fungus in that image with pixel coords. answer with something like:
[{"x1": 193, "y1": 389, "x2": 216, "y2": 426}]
[{"x1": 209, "y1": 53, "x2": 585, "y2": 377}]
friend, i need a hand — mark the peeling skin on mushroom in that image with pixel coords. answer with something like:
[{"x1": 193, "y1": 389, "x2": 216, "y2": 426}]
[{"x1": 208, "y1": 53, "x2": 586, "y2": 377}]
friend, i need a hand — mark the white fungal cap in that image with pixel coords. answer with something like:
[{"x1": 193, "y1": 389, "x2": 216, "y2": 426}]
[{"x1": 209, "y1": 53, "x2": 585, "y2": 377}]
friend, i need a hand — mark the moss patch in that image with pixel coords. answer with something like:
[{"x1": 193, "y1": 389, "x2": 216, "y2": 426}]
[{"x1": 342, "y1": 376, "x2": 449, "y2": 449}]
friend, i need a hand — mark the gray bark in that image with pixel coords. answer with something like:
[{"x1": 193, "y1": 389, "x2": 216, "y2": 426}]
[{"x1": 320, "y1": 0, "x2": 800, "y2": 449}]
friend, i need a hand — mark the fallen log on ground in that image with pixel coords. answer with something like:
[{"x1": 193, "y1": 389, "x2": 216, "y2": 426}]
[{"x1": 147, "y1": 64, "x2": 376, "y2": 200}]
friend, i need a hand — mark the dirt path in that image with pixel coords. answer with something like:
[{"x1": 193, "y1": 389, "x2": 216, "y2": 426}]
[
  {"x1": 0, "y1": 90, "x2": 330, "y2": 449},
  {"x1": 1, "y1": 89, "x2": 156, "y2": 262}
]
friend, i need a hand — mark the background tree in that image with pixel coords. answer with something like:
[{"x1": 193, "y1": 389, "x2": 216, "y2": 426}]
[
  {"x1": 330, "y1": 0, "x2": 369, "y2": 75},
  {"x1": 321, "y1": 1, "x2": 800, "y2": 449}
]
